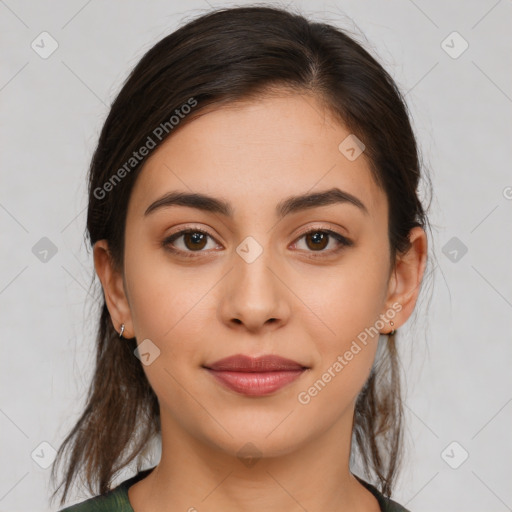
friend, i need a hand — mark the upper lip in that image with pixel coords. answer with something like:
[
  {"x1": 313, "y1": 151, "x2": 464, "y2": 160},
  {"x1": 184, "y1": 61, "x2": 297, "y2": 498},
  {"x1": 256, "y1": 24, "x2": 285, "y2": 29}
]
[{"x1": 204, "y1": 354, "x2": 308, "y2": 372}]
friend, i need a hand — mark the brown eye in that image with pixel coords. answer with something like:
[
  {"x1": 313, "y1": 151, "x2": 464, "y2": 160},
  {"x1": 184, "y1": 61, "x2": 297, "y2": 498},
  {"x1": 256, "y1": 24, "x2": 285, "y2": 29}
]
[
  {"x1": 163, "y1": 229, "x2": 218, "y2": 256},
  {"x1": 182, "y1": 231, "x2": 208, "y2": 251},
  {"x1": 304, "y1": 231, "x2": 329, "y2": 251},
  {"x1": 293, "y1": 228, "x2": 353, "y2": 255}
]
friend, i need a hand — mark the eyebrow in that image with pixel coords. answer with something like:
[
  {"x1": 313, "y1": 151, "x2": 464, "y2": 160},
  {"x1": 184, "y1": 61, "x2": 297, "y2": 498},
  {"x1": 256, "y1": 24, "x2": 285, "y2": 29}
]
[{"x1": 144, "y1": 187, "x2": 368, "y2": 218}]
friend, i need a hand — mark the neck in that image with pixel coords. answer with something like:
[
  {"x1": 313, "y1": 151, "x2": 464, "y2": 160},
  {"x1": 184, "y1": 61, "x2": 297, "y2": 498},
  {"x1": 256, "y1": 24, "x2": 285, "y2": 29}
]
[{"x1": 128, "y1": 407, "x2": 380, "y2": 512}]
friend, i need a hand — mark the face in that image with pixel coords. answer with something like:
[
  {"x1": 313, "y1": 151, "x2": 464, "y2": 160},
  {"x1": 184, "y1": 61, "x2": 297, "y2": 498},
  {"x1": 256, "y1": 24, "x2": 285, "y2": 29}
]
[{"x1": 97, "y1": 91, "x2": 416, "y2": 459}]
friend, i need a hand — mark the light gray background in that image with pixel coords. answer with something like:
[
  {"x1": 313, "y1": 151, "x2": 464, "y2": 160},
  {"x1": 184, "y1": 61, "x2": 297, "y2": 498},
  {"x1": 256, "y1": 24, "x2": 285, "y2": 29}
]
[{"x1": 1, "y1": 0, "x2": 511, "y2": 511}]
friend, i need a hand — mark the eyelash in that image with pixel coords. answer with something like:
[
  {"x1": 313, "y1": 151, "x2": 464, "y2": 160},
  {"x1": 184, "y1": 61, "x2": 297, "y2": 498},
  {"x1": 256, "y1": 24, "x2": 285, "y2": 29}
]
[{"x1": 162, "y1": 225, "x2": 353, "y2": 259}]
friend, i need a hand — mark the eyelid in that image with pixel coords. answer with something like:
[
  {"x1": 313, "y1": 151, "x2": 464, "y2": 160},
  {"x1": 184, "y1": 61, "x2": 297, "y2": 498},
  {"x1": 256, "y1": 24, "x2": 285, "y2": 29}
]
[
  {"x1": 292, "y1": 223, "x2": 350, "y2": 240},
  {"x1": 166, "y1": 224, "x2": 217, "y2": 239},
  {"x1": 164, "y1": 224, "x2": 221, "y2": 246}
]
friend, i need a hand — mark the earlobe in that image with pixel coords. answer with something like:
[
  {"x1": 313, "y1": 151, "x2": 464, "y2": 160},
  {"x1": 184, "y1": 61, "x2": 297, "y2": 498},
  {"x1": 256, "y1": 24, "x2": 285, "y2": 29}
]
[
  {"x1": 382, "y1": 226, "x2": 428, "y2": 332},
  {"x1": 93, "y1": 240, "x2": 134, "y2": 338}
]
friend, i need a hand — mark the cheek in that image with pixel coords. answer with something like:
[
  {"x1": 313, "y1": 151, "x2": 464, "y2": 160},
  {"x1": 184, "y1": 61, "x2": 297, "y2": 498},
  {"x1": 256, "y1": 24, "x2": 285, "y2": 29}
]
[
  {"x1": 294, "y1": 270, "x2": 385, "y2": 414},
  {"x1": 124, "y1": 241, "x2": 189, "y2": 331},
  {"x1": 294, "y1": 255, "x2": 389, "y2": 340},
  {"x1": 295, "y1": 344, "x2": 378, "y2": 434},
  {"x1": 123, "y1": 256, "x2": 209, "y2": 404},
  {"x1": 292, "y1": 252, "x2": 389, "y2": 400},
  {"x1": 124, "y1": 247, "x2": 215, "y2": 369}
]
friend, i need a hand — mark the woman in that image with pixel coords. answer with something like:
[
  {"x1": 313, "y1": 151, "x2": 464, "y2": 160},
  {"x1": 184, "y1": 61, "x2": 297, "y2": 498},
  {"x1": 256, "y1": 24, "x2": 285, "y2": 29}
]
[{"x1": 51, "y1": 5, "x2": 430, "y2": 511}]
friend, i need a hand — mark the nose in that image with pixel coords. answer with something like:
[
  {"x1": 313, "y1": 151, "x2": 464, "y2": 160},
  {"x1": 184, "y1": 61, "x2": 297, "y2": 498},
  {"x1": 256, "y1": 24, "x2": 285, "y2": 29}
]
[{"x1": 218, "y1": 244, "x2": 291, "y2": 333}]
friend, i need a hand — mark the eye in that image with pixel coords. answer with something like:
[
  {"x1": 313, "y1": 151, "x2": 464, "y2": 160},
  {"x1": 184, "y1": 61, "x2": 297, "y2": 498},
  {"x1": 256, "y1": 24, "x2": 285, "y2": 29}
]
[
  {"x1": 162, "y1": 228, "x2": 221, "y2": 257},
  {"x1": 292, "y1": 228, "x2": 353, "y2": 255},
  {"x1": 162, "y1": 226, "x2": 353, "y2": 258}
]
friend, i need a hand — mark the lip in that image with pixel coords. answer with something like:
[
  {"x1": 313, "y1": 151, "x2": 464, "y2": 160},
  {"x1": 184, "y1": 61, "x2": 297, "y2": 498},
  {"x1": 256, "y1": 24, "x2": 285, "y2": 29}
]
[
  {"x1": 203, "y1": 354, "x2": 309, "y2": 396},
  {"x1": 205, "y1": 354, "x2": 307, "y2": 372}
]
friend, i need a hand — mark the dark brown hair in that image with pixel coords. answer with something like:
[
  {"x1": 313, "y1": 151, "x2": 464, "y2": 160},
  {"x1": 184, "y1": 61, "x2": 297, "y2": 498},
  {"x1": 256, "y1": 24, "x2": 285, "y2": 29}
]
[{"x1": 50, "y1": 4, "x2": 431, "y2": 506}]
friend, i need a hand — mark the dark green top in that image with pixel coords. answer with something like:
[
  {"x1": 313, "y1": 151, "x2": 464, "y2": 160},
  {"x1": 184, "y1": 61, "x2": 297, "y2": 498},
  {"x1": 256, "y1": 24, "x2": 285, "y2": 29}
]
[{"x1": 58, "y1": 467, "x2": 410, "y2": 511}]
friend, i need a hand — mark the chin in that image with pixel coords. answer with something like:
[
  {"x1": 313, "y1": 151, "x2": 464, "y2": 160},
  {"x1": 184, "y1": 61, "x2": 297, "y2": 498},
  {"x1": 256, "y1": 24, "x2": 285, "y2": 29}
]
[{"x1": 193, "y1": 417, "x2": 311, "y2": 461}]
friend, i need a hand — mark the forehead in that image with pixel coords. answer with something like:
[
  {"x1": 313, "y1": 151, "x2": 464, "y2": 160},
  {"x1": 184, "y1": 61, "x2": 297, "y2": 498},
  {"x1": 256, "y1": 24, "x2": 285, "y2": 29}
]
[{"x1": 128, "y1": 92, "x2": 385, "y2": 221}]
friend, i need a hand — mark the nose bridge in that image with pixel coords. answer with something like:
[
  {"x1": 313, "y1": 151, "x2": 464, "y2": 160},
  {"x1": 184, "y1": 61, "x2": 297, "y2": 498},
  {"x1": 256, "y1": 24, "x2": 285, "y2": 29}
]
[{"x1": 220, "y1": 233, "x2": 289, "y2": 330}]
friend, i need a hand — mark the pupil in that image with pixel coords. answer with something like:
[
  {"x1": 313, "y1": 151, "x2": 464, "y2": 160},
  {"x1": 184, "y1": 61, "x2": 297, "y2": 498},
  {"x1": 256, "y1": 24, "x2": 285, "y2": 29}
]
[
  {"x1": 186, "y1": 232, "x2": 206, "y2": 250},
  {"x1": 308, "y1": 232, "x2": 327, "y2": 250}
]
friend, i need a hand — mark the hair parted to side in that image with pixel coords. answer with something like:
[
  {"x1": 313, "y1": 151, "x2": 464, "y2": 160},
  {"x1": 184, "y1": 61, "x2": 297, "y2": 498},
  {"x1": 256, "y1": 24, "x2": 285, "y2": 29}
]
[{"x1": 50, "y1": 4, "x2": 431, "y2": 507}]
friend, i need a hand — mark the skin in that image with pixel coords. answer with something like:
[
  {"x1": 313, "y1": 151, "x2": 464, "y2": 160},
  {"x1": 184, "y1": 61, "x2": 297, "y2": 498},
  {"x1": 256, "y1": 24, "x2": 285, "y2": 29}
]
[{"x1": 94, "y1": 90, "x2": 427, "y2": 512}]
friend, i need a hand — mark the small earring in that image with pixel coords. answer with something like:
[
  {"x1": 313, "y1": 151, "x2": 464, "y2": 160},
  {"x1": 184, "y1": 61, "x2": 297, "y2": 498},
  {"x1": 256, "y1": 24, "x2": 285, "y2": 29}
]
[
  {"x1": 389, "y1": 321, "x2": 395, "y2": 336},
  {"x1": 119, "y1": 324, "x2": 125, "y2": 339}
]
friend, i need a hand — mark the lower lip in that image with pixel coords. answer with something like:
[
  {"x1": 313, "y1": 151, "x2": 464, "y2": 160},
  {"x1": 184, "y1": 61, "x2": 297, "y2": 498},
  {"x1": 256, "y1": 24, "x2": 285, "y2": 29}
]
[{"x1": 205, "y1": 369, "x2": 306, "y2": 396}]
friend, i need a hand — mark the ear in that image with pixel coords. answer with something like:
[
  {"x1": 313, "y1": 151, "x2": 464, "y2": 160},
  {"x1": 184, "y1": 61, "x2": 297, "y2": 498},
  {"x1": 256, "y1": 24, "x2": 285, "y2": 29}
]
[
  {"x1": 381, "y1": 226, "x2": 428, "y2": 333},
  {"x1": 93, "y1": 240, "x2": 134, "y2": 339}
]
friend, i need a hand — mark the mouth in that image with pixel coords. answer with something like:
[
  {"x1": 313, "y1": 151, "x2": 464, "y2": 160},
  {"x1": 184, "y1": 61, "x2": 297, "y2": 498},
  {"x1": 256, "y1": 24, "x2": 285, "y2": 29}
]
[{"x1": 202, "y1": 354, "x2": 309, "y2": 396}]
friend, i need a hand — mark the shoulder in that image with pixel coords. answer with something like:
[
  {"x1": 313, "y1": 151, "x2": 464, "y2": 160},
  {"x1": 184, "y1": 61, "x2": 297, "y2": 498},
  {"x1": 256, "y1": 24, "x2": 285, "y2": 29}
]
[
  {"x1": 57, "y1": 484, "x2": 130, "y2": 512},
  {"x1": 379, "y1": 495, "x2": 411, "y2": 512},
  {"x1": 354, "y1": 475, "x2": 411, "y2": 512},
  {"x1": 58, "y1": 467, "x2": 155, "y2": 512},
  {"x1": 57, "y1": 488, "x2": 128, "y2": 512}
]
